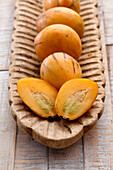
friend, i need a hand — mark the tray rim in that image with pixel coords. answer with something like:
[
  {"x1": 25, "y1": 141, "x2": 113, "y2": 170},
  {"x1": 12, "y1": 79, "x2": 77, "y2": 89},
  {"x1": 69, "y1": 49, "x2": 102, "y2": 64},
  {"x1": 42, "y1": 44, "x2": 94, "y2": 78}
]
[{"x1": 8, "y1": 0, "x2": 105, "y2": 148}]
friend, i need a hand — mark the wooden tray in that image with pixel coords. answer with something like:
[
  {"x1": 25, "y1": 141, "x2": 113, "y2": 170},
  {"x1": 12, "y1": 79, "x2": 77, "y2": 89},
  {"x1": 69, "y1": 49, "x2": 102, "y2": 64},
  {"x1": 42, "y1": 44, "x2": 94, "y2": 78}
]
[{"x1": 8, "y1": 0, "x2": 105, "y2": 148}]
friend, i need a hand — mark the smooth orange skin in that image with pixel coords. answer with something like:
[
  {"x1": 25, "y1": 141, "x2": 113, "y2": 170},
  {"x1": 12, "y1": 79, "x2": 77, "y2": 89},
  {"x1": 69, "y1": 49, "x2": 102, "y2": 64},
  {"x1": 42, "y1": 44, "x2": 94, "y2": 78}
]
[
  {"x1": 34, "y1": 24, "x2": 82, "y2": 62},
  {"x1": 55, "y1": 79, "x2": 98, "y2": 120},
  {"x1": 40, "y1": 53, "x2": 82, "y2": 89},
  {"x1": 36, "y1": 7, "x2": 84, "y2": 38},
  {"x1": 17, "y1": 78, "x2": 58, "y2": 118},
  {"x1": 44, "y1": 0, "x2": 80, "y2": 13}
]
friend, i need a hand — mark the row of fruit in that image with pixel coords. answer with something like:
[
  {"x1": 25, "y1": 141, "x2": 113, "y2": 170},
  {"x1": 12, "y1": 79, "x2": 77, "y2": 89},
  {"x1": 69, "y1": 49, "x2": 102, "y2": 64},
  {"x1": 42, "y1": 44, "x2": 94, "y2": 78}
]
[{"x1": 17, "y1": 0, "x2": 98, "y2": 120}]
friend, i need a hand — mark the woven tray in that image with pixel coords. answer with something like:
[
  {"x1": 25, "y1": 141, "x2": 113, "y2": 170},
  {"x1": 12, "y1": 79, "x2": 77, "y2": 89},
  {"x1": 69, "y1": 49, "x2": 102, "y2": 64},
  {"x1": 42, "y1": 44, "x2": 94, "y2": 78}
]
[{"x1": 9, "y1": 0, "x2": 105, "y2": 148}]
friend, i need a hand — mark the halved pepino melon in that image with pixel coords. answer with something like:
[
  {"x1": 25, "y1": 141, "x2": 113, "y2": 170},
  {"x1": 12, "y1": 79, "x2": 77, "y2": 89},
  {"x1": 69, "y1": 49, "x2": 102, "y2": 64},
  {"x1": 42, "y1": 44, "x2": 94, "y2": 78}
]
[
  {"x1": 55, "y1": 78, "x2": 98, "y2": 120},
  {"x1": 17, "y1": 78, "x2": 58, "y2": 118}
]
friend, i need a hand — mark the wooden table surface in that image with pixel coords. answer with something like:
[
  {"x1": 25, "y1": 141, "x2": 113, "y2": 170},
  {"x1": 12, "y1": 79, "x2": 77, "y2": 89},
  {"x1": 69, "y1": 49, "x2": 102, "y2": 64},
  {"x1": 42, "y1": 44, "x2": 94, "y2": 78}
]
[{"x1": 0, "y1": 0, "x2": 113, "y2": 169}]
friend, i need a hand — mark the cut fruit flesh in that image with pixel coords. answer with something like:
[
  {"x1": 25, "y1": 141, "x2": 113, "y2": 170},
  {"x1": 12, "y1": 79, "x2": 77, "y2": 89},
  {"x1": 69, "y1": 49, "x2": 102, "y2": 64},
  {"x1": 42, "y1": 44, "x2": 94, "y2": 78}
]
[
  {"x1": 17, "y1": 78, "x2": 58, "y2": 118},
  {"x1": 55, "y1": 78, "x2": 98, "y2": 120}
]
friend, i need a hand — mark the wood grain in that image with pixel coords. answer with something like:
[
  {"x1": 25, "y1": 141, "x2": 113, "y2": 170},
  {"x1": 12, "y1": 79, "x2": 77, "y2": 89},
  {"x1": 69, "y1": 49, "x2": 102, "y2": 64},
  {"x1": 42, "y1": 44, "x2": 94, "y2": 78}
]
[
  {"x1": 107, "y1": 45, "x2": 113, "y2": 114},
  {"x1": 102, "y1": 0, "x2": 113, "y2": 45},
  {"x1": 49, "y1": 139, "x2": 84, "y2": 170},
  {"x1": 83, "y1": 7, "x2": 113, "y2": 169},
  {"x1": 0, "y1": 71, "x2": 16, "y2": 170},
  {"x1": 0, "y1": 0, "x2": 113, "y2": 169},
  {"x1": 14, "y1": 128, "x2": 48, "y2": 170},
  {"x1": 0, "y1": 0, "x2": 15, "y2": 69}
]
